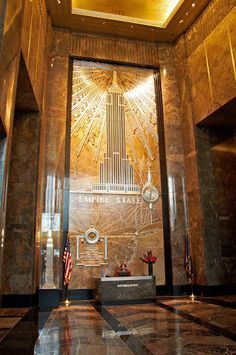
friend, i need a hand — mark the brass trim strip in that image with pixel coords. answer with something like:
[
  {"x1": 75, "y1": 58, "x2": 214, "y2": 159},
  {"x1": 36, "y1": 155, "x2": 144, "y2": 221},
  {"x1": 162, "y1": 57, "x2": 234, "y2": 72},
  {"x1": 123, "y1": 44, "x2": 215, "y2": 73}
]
[
  {"x1": 227, "y1": 22, "x2": 236, "y2": 81},
  {"x1": 204, "y1": 41, "x2": 213, "y2": 104}
]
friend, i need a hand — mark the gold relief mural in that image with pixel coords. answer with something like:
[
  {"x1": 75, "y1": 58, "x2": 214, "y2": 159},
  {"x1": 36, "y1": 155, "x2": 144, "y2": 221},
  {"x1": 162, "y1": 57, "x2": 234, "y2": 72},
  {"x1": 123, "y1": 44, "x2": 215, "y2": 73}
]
[{"x1": 69, "y1": 60, "x2": 165, "y2": 287}]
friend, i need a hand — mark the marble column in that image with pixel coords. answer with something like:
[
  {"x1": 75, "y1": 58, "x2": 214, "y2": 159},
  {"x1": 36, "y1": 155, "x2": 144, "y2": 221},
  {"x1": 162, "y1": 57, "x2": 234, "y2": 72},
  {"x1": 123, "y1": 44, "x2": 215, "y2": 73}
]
[
  {"x1": 39, "y1": 53, "x2": 69, "y2": 289},
  {"x1": 158, "y1": 43, "x2": 190, "y2": 286}
]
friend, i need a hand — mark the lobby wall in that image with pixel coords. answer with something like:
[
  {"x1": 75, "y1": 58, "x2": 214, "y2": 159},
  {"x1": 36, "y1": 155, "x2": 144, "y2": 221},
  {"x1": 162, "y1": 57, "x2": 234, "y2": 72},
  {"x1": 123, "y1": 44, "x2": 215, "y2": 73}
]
[
  {"x1": 174, "y1": 0, "x2": 236, "y2": 286},
  {"x1": 0, "y1": 0, "x2": 234, "y2": 301},
  {"x1": 0, "y1": 0, "x2": 49, "y2": 299},
  {"x1": 2, "y1": 111, "x2": 40, "y2": 294},
  {"x1": 196, "y1": 126, "x2": 236, "y2": 285},
  {"x1": 41, "y1": 29, "x2": 190, "y2": 290}
]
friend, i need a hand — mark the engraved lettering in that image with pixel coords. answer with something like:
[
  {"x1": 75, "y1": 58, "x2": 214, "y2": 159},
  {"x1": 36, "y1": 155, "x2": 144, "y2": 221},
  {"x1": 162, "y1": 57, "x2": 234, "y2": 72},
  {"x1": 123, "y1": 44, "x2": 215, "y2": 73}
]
[{"x1": 117, "y1": 283, "x2": 138, "y2": 287}]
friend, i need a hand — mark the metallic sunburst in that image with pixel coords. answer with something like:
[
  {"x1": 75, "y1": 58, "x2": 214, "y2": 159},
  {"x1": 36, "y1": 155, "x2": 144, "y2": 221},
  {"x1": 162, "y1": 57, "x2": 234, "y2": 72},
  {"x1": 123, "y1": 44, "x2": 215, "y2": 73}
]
[{"x1": 71, "y1": 60, "x2": 158, "y2": 165}]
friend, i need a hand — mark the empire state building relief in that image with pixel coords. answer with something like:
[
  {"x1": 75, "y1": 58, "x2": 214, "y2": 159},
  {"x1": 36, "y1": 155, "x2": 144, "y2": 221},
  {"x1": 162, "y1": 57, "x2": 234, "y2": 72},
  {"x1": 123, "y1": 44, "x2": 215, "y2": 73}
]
[
  {"x1": 68, "y1": 60, "x2": 165, "y2": 286},
  {"x1": 93, "y1": 71, "x2": 139, "y2": 194}
]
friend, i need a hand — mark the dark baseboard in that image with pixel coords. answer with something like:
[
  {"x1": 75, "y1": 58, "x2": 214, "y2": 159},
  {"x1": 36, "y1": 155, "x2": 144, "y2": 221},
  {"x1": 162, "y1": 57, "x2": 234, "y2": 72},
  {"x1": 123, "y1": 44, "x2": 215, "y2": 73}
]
[
  {"x1": 1, "y1": 292, "x2": 38, "y2": 307},
  {"x1": 156, "y1": 284, "x2": 191, "y2": 296},
  {"x1": 68, "y1": 289, "x2": 94, "y2": 300},
  {"x1": 2, "y1": 284, "x2": 234, "y2": 309},
  {"x1": 157, "y1": 284, "x2": 236, "y2": 297},
  {"x1": 192, "y1": 284, "x2": 236, "y2": 296},
  {"x1": 38, "y1": 289, "x2": 61, "y2": 309}
]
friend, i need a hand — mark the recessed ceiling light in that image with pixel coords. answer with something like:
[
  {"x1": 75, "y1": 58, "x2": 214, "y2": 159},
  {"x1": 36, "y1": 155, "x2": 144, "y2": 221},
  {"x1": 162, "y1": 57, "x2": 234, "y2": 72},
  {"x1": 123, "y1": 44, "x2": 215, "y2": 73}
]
[
  {"x1": 57, "y1": 0, "x2": 61, "y2": 4},
  {"x1": 130, "y1": 25, "x2": 134, "y2": 28},
  {"x1": 102, "y1": 21, "x2": 106, "y2": 25},
  {"x1": 192, "y1": 2, "x2": 195, "y2": 7},
  {"x1": 186, "y1": 11, "x2": 189, "y2": 16},
  {"x1": 179, "y1": 19, "x2": 183, "y2": 24}
]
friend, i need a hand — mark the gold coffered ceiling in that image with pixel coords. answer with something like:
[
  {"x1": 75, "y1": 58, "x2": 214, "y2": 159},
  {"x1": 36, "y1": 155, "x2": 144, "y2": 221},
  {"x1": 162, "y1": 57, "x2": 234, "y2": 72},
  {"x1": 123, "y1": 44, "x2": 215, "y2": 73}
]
[
  {"x1": 46, "y1": 0, "x2": 212, "y2": 42},
  {"x1": 71, "y1": 0, "x2": 184, "y2": 28}
]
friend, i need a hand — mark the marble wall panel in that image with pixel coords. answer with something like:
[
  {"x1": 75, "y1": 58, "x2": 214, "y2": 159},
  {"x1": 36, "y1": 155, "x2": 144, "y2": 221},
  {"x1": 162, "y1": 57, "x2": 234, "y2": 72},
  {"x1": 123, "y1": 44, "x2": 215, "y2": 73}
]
[
  {"x1": 0, "y1": 0, "x2": 52, "y2": 295},
  {"x1": 21, "y1": 0, "x2": 32, "y2": 69},
  {"x1": 21, "y1": 0, "x2": 48, "y2": 111},
  {"x1": 196, "y1": 126, "x2": 236, "y2": 285},
  {"x1": 51, "y1": 30, "x2": 159, "y2": 67},
  {"x1": 158, "y1": 43, "x2": 188, "y2": 285},
  {"x1": 185, "y1": 153, "x2": 200, "y2": 192},
  {"x1": 0, "y1": 0, "x2": 23, "y2": 295},
  {"x1": 184, "y1": 0, "x2": 236, "y2": 57},
  {"x1": 187, "y1": 189, "x2": 207, "y2": 285},
  {"x1": 0, "y1": 0, "x2": 22, "y2": 132},
  {"x1": 0, "y1": 0, "x2": 6, "y2": 51},
  {"x1": 39, "y1": 54, "x2": 69, "y2": 289},
  {"x1": 227, "y1": 6, "x2": 236, "y2": 66},
  {"x1": 182, "y1": 3, "x2": 236, "y2": 125},
  {"x1": 206, "y1": 21, "x2": 236, "y2": 110},
  {"x1": 2, "y1": 112, "x2": 40, "y2": 294},
  {"x1": 175, "y1": 56, "x2": 196, "y2": 156},
  {"x1": 44, "y1": 56, "x2": 68, "y2": 174},
  {"x1": 34, "y1": 23, "x2": 45, "y2": 105},
  {"x1": 174, "y1": 0, "x2": 236, "y2": 286},
  {"x1": 188, "y1": 43, "x2": 213, "y2": 124},
  {"x1": 27, "y1": 1, "x2": 40, "y2": 88}
]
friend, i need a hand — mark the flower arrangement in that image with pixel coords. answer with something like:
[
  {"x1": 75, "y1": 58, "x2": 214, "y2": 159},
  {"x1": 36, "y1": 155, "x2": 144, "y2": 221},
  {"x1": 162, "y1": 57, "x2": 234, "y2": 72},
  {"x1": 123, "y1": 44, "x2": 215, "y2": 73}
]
[
  {"x1": 140, "y1": 250, "x2": 157, "y2": 276},
  {"x1": 140, "y1": 250, "x2": 157, "y2": 264}
]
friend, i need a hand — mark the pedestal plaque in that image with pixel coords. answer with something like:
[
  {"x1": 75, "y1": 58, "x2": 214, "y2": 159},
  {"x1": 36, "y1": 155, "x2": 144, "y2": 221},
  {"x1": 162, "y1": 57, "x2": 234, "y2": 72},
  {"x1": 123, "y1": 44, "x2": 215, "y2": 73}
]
[{"x1": 95, "y1": 276, "x2": 156, "y2": 303}]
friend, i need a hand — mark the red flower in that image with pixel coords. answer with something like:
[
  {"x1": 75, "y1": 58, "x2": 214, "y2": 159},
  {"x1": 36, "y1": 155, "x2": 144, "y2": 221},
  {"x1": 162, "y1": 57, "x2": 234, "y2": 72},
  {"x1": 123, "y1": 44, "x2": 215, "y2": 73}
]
[{"x1": 140, "y1": 250, "x2": 157, "y2": 264}]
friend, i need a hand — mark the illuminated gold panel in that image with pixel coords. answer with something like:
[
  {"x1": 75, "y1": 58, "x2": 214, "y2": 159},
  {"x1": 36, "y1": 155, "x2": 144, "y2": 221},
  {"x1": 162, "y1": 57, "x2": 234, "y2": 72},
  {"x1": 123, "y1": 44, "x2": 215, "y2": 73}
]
[{"x1": 72, "y1": 0, "x2": 184, "y2": 28}]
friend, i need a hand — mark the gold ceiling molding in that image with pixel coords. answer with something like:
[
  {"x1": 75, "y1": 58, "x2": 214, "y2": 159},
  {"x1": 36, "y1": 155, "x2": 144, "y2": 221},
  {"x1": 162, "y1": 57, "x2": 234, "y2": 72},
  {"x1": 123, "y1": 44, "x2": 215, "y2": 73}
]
[
  {"x1": 71, "y1": 0, "x2": 184, "y2": 28},
  {"x1": 46, "y1": 0, "x2": 212, "y2": 42}
]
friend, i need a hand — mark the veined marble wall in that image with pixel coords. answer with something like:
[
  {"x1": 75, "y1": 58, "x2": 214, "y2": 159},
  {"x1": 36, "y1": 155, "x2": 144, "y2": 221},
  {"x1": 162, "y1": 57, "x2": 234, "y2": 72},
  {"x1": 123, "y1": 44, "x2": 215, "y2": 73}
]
[
  {"x1": 0, "y1": 0, "x2": 49, "y2": 296},
  {"x1": 176, "y1": 0, "x2": 236, "y2": 126},
  {"x1": 40, "y1": 29, "x2": 191, "y2": 290},
  {"x1": 21, "y1": 0, "x2": 48, "y2": 110},
  {"x1": 0, "y1": 0, "x2": 6, "y2": 51},
  {"x1": 174, "y1": 0, "x2": 236, "y2": 285},
  {"x1": 2, "y1": 112, "x2": 40, "y2": 294},
  {"x1": 196, "y1": 126, "x2": 236, "y2": 285},
  {"x1": 158, "y1": 44, "x2": 191, "y2": 285},
  {"x1": 2, "y1": 0, "x2": 234, "y2": 295}
]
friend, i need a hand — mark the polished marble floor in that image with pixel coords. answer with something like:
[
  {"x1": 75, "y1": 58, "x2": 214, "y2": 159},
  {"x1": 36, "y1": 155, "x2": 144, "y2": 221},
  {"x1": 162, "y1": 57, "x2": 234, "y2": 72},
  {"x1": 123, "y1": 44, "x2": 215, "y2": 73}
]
[{"x1": 0, "y1": 297, "x2": 235, "y2": 354}]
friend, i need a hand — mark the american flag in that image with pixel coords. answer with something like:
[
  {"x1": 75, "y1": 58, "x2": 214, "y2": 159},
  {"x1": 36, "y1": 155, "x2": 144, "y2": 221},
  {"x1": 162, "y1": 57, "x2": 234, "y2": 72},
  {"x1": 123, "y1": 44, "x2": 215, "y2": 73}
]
[{"x1": 63, "y1": 238, "x2": 72, "y2": 285}]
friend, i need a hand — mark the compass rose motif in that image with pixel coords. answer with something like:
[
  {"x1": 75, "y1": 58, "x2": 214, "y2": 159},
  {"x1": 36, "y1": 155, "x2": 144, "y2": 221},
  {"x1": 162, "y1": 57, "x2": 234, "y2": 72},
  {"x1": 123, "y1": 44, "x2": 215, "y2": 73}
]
[{"x1": 142, "y1": 168, "x2": 160, "y2": 210}]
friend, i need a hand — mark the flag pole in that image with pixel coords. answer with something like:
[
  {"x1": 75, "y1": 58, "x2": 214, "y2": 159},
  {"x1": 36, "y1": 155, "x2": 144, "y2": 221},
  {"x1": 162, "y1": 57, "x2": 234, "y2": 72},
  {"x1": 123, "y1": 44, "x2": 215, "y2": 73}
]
[
  {"x1": 182, "y1": 177, "x2": 195, "y2": 301},
  {"x1": 63, "y1": 236, "x2": 72, "y2": 307},
  {"x1": 190, "y1": 273, "x2": 195, "y2": 300},
  {"x1": 64, "y1": 283, "x2": 70, "y2": 306},
  {"x1": 185, "y1": 233, "x2": 195, "y2": 300}
]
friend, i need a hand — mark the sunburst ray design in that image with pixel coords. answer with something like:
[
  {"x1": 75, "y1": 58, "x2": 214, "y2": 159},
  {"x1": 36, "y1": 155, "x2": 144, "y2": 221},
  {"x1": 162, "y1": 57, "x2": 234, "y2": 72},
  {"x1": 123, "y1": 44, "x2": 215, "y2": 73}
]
[
  {"x1": 69, "y1": 60, "x2": 162, "y2": 238},
  {"x1": 71, "y1": 60, "x2": 158, "y2": 166}
]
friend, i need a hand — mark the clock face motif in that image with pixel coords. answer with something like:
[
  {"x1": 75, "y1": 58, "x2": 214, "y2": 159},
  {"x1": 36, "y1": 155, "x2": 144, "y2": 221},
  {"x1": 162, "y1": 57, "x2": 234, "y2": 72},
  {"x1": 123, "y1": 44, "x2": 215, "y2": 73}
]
[
  {"x1": 84, "y1": 227, "x2": 100, "y2": 244},
  {"x1": 142, "y1": 186, "x2": 160, "y2": 203}
]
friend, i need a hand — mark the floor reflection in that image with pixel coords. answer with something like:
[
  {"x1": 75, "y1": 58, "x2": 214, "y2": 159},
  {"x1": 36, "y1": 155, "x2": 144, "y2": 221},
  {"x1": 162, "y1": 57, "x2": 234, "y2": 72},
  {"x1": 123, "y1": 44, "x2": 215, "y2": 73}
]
[{"x1": 0, "y1": 297, "x2": 235, "y2": 354}]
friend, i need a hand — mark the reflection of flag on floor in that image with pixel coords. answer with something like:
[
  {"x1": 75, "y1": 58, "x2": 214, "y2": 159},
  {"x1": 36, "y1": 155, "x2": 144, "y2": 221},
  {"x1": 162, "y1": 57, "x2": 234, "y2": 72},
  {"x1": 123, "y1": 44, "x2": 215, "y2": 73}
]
[
  {"x1": 63, "y1": 311, "x2": 75, "y2": 355},
  {"x1": 63, "y1": 238, "x2": 72, "y2": 285},
  {"x1": 185, "y1": 234, "x2": 193, "y2": 282}
]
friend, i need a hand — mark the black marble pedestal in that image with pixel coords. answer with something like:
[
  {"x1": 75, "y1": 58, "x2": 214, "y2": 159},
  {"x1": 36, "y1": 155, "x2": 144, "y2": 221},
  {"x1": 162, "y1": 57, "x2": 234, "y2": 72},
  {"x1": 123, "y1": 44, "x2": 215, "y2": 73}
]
[{"x1": 95, "y1": 276, "x2": 156, "y2": 303}]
